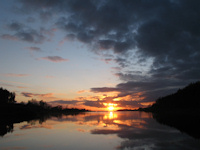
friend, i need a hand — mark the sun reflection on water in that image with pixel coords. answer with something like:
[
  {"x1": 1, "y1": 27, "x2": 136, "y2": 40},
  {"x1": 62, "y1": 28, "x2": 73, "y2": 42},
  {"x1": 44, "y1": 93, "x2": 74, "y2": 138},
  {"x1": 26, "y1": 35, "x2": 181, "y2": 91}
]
[{"x1": 103, "y1": 111, "x2": 118, "y2": 120}]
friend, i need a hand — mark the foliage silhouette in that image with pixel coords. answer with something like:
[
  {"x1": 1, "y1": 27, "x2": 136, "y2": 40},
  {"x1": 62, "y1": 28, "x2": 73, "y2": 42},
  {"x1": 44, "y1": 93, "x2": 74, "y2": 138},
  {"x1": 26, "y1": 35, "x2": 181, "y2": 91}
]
[
  {"x1": 139, "y1": 81, "x2": 200, "y2": 112},
  {"x1": 0, "y1": 87, "x2": 16, "y2": 104},
  {"x1": 138, "y1": 81, "x2": 200, "y2": 139},
  {"x1": 0, "y1": 87, "x2": 88, "y2": 136}
]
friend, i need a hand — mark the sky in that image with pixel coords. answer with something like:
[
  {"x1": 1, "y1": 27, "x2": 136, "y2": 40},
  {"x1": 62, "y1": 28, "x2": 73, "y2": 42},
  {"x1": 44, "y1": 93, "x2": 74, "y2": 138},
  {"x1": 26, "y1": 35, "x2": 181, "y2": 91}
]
[{"x1": 1, "y1": 0, "x2": 200, "y2": 111}]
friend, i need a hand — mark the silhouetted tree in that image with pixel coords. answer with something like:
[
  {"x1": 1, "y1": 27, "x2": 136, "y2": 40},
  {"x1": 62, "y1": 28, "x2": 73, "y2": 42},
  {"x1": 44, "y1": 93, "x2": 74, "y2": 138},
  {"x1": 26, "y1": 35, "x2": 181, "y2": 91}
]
[
  {"x1": 52, "y1": 105, "x2": 63, "y2": 112},
  {"x1": 27, "y1": 99, "x2": 39, "y2": 106},
  {"x1": 39, "y1": 100, "x2": 51, "y2": 109},
  {"x1": 27, "y1": 99, "x2": 51, "y2": 110},
  {"x1": 145, "y1": 81, "x2": 200, "y2": 112},
  {"x1": 0, "y1": 87, "x2": 16, "y2": 104}
]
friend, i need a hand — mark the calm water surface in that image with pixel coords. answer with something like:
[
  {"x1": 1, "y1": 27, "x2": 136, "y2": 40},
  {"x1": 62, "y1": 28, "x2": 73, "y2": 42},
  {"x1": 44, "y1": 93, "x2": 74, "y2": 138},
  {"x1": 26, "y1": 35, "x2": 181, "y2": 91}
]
[{"x1": 1, "y1": 111, "x2": 200, "y2": 150}]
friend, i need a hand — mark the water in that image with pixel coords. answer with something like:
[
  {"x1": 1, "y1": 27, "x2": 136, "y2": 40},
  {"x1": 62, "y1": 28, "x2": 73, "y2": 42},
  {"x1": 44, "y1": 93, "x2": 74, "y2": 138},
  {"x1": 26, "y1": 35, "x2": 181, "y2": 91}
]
[{"x1": 1, "y1": 111, "x2": 200, "y2": 150}]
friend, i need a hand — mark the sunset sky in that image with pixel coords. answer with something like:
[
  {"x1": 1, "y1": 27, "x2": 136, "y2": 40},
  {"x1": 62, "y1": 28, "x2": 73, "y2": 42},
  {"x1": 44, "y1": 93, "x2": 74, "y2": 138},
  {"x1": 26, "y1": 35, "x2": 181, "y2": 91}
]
[{"x1": 1, "y1": 0, "x2": 200, "y2": 111}]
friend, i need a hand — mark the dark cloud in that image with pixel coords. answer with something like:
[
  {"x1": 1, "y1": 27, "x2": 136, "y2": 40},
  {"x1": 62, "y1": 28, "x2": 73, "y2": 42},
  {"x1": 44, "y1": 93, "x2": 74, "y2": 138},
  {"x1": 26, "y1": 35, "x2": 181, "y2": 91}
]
[
  {"x1": 15, "y1": 29, "x2": 46, "y2": 43},
  {"x1": 26, "y1": 47, "x2": 42, "y2": 52},
  {"x1": 83, "y1": 98, "x2": 143, "y2": 109},
  {"x1": 26, "y1": 17, "x2": 35, "y2": 23},
  {"x1": 91, "y1": 79, "x2": 187, "y2": 103},
  {"x1": 1, "y1": 21, "x2": 55, "y2": 43},
  {"x1": 39, "y1": 56, "x2": 69, "y2": 62},
  {"x1": 98, "y1": 40, "x2": 115, "y2": 50},
  {"x1": 21, "y1": 92, "x2": 34, "y2": 97},
  {"x1": 21, "y1": 92, "x2": 54, "y2": 98},
  {"x1": 49, "y1": 100, "x2": 79, "y2": 105},
  {"x1": 7, "y1": 21, "x2": 24, "y2": 31},
  {"x1": 83, "y1": 100, "x2": 105, "y2": 108},
  {"x1": 114, "y1": 57, "x2": 129, "y2": 68},
  {"x1": 117, "y1": 100, "x2": 143, "y2": 108},
  {"x1": 115, "y1": 72, "x2": 145, "y2": 82},
  {"x1": 13, "y1": 0, "x2": 200, "y2": 106},
  {"x1": 91, "y1": 87, "x2": 118, "y2": 93},
  {"x1": 1, "y1": 29, "x2": 46, "y2": 44},
  {"x1": 39, "y1": 11, "x2": 53, "y2": 21}
]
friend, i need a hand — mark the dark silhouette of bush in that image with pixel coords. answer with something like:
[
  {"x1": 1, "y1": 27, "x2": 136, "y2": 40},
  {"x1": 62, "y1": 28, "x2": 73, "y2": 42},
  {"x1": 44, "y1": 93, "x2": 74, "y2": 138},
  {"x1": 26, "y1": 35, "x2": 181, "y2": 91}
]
[
  {"x1": 138, "y1": 81, "x2": 200, "y2": 139},
  {"x1": 0, "y1": 87, "x2": 16, "y2": 104},
  {"x1": 0, "y1": 87, "x2": 89, "y2": 136},
  {"x1": 146, "y1": 81, "x2": 200, "y2": 112}
]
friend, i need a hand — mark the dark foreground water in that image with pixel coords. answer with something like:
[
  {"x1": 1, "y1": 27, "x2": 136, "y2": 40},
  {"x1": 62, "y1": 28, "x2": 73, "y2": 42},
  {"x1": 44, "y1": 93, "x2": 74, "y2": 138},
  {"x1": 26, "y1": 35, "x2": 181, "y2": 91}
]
[{"x1": 1, "y1": 111, "x2": 200, "y2": 150}]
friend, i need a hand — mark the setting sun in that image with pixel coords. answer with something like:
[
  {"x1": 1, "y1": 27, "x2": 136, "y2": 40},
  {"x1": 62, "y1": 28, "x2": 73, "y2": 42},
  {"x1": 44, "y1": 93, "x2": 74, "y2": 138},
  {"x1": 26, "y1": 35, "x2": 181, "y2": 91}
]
[
  {"x1": 104, "y1": 103, "x2": 117, "y2": 111},
  {"x1": 108, "y1": 106, "x2": 114, "y2": 111}
]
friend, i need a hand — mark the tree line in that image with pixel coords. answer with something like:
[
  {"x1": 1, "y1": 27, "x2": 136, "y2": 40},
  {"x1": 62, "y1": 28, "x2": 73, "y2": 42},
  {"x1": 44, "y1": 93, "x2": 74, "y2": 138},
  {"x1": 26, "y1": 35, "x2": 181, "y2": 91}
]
[
  {"x1": 0, "y1": 87, "x2": 88, "y2": 137},
  {"x1": 0, "y1": 87, "x2": 16, "y2": 104},
  {"x1": 0, "y1": 87, "x2": 88, "y2": 116}
]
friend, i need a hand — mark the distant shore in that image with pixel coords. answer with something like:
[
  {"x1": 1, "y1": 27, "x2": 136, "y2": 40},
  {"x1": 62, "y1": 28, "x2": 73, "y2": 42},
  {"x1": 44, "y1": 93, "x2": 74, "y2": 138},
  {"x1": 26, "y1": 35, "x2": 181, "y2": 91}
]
[{"x1": 0, "y1": 102, "x2": 89, "y2": 137}]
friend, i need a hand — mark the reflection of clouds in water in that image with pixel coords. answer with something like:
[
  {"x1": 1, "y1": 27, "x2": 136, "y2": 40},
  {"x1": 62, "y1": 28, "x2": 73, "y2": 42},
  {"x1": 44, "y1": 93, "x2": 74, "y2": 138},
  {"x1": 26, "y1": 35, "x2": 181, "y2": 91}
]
[
  {"x1": 117, "y1": 138, "x2": 200, "y2": 150},
  {"x1": 77, "y1": 128, "x2": 86, "y2": 132},
  {"x1": 20, "y1": 124, "x2": 52, "y2": 130},
  {"x1": 16, "y1": 112, "x2": 200, "y2": 149},
  {"x1": 88, "y1": 112, "x2": 200, "y2": 150}
]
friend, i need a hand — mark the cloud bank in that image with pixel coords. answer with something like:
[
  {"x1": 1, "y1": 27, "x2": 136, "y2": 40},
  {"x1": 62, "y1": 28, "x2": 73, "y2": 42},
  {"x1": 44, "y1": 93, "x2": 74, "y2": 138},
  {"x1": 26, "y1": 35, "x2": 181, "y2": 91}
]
[{"x1": 4, "y1": 0, "x2": 200, "y2": 107}]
